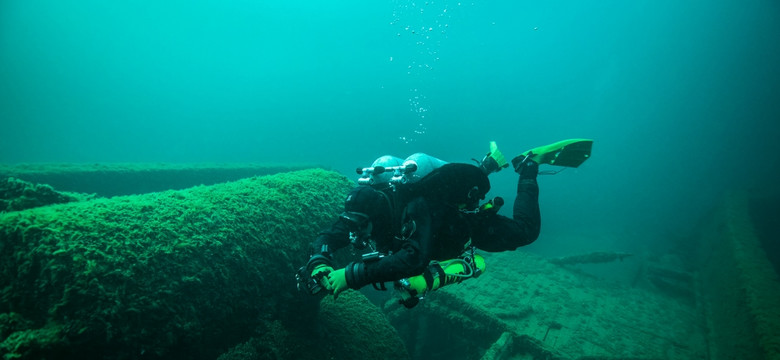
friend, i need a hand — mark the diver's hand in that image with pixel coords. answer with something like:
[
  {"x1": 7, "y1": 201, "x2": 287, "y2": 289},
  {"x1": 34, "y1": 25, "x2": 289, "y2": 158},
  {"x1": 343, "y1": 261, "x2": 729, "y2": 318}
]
[
  {"x1": 311, "y1": 265, "x2": 334, "y2": 291},
  {"x1": 327, "y1": 268, "x2": 349, "y2": 299}
]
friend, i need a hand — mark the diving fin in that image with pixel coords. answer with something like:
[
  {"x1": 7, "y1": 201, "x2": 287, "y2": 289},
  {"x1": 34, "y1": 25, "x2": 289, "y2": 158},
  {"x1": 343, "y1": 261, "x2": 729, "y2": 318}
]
[
  {"x1": 479, "y1": 141, "x2": 509, "y2": 174},
  {"x1": 519, "y1": 139, "x2": 593, "y2": 168}
]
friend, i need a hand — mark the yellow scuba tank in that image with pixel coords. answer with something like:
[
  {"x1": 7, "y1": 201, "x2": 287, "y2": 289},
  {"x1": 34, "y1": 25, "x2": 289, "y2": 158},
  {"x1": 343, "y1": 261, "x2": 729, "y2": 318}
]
[{"x1": 395, "y1": 253, "x2": 486, "y2": 308}]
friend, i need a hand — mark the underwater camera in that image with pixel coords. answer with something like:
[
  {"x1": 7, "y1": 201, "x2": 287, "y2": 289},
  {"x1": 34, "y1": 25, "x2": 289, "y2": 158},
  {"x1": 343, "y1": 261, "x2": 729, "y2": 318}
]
[{"x1": 295, "y1": 266, "x2": 323, "y2": 295}]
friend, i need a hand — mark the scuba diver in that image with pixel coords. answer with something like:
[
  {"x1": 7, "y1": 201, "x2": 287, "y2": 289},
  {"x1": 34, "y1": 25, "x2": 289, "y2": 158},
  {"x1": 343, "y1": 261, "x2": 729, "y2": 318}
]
[{"x1": 296, "y1": 139, "x2": 592, "y2": 308}]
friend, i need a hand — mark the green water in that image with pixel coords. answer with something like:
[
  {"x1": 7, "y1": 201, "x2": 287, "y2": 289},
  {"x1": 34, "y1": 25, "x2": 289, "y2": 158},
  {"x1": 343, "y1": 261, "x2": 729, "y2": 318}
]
[{"x1": 1, "y1": 0, "x2": 778, "y2": 256}]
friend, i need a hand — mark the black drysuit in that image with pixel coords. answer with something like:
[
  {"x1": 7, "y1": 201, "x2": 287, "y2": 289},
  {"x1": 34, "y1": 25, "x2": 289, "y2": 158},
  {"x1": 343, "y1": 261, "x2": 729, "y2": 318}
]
[{"x1": 308, "y1": 163, "x2": 540, "y2": 290}]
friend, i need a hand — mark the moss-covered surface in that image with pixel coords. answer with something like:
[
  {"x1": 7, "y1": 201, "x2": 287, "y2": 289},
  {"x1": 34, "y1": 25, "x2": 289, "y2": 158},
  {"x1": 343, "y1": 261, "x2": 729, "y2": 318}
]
[
  {"x1": 1, "y1": 177, "x2": 94, "y2": 213},
  {"x1": 0, "y1": 169, "x2": 361, "y2": 360},
  {"x1": 698, "y1": 191, "x2": 780, "y2": 360},
  {"x1": 0, "y1": 163, "x2": 317, "y2": 197},
  {"x1": 215, "y1": 291, "x2": 410, "y2": 360},
  {"x1": 316, "y1": 291, "x2": 410, "y2": 360},
  {"x1": 385, "y1": 250, "x2": 708, "y2": 359}
]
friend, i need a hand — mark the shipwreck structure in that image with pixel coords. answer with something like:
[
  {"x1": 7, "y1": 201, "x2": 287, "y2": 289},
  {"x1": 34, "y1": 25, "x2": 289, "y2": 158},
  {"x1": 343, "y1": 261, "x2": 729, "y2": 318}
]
[
  {"x1": 0, "y1": 167, "x2": 408, "y2": 360},
  {"x1": 1, "y1": 163, "x2": 777, "y2": 359}
]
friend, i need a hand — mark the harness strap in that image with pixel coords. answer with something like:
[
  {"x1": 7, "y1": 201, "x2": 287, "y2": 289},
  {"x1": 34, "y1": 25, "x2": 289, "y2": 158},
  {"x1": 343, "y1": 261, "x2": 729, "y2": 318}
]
[{"x1": 423, "y1": 262, "x2": 446, "y2": 291}]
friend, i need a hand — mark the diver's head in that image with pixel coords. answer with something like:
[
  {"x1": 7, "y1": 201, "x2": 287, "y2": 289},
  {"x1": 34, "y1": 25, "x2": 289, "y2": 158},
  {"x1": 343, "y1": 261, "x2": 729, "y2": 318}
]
[{"x1": 341, "y1": 185, "x2": 392, "y2": 248}]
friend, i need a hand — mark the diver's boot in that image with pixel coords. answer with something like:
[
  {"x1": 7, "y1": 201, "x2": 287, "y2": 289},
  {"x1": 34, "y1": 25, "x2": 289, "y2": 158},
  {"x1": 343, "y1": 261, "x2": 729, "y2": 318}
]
[
  {"x1": 478, "y1": 141, "x2": 509, "y2": 175},
  {"x1": 512, "y1": 154, "x2": 539, "y2": 180}
]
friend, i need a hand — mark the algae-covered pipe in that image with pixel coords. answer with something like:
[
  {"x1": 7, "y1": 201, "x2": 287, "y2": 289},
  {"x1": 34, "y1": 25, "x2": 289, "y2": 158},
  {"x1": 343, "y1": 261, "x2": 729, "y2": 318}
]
[{"x1": 0, "y1": 169, "x2": 353, "y2": 360}]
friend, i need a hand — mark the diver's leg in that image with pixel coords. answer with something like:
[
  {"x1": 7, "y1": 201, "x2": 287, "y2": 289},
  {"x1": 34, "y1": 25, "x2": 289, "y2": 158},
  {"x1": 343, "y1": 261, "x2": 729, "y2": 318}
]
[
  {"x1": 512, "y1": 158, "x2": 540, "y2": 240},
  {"x1": 471, "y1": 158, "x2": 540, "y2": 251}
]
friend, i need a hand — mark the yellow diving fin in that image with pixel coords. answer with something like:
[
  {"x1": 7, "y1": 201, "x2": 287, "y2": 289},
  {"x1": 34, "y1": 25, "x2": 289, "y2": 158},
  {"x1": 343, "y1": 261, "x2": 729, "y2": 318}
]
[
  {"x1": 487, "y1": 141, "x2": 508, "y2": 169},
  {"x1": 479, "y1": 141, "x2": 509, "y2": 174},
  {"x1": 519, "y1": 139, "x2": 593, "y2": 168}
]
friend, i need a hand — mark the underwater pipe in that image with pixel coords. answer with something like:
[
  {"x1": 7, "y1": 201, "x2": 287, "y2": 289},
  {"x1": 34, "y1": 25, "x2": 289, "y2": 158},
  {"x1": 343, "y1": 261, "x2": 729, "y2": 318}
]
[
  {"x1": 0, "y1": 163, "x2": 317, "y2": 197},
  {"x1": 0, "y1": 169, "x2": 355, "y2": 360}
]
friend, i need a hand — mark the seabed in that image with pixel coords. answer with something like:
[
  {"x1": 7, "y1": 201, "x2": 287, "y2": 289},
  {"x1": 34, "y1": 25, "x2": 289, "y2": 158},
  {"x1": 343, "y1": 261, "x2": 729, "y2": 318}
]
[{"x1": 0, "y1": 164, "x2": 777, "y2": 360}]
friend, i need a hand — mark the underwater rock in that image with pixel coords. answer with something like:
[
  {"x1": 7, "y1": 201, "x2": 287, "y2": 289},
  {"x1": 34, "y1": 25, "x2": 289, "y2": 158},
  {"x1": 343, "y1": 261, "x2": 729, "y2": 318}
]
[
  {"x1": 0, "y1": 177, "x2": 93, "y2": 212},
  {"x1": 0, "y1": 169, "x2": 364, "y2": 360}
]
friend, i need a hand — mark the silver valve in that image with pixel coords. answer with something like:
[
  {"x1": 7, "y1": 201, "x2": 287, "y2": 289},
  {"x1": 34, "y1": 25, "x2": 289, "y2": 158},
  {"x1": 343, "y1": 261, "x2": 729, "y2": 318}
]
[{"x1": 357, "y1": 160, "x2": 418, "y2": 186}]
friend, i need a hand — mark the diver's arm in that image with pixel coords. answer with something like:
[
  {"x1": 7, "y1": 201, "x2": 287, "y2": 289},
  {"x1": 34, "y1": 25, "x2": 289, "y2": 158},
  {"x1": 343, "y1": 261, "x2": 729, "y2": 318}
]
[
  {"x1": 342, "y1": 197, "x2": 434, "y2": 289},
  {"x1": 305, "y1": 218, "x2": 353, "y2": 274},
  {"x1": 309, "y1": 219, "x2": 352, "y2": 257}
]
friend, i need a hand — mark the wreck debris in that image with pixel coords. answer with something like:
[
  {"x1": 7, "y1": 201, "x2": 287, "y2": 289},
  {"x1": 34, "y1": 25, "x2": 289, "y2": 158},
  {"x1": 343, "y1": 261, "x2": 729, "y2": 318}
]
[{"x1": 549, "y1": 251, "x2": 634, "y2": 266}]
